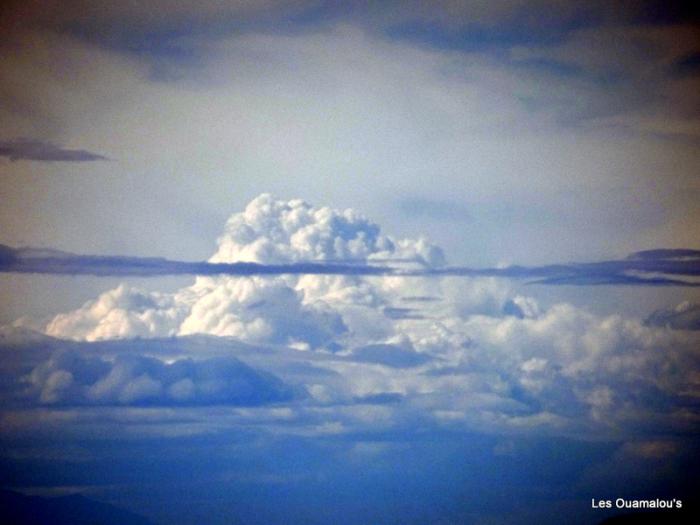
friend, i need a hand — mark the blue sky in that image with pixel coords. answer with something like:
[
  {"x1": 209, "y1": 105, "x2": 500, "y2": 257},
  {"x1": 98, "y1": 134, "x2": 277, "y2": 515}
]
[{"x1": 1, "y1": 1, "x2": 699, "y2": 524}]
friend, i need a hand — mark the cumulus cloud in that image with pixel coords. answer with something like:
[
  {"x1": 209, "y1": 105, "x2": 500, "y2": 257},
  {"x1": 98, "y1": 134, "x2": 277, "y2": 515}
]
[
  {"x1": 4, "y1": 194, "x2": 698, "y2": 441},
  {"x1": 7, "y1": 300, "x2": 700, "y2": 441},
  {"x1": 46, "y1": 284, "x2": 187, "y2": 341},
  {"x1": 178, "y1": 276, "x2": 347, "y2": 347},
  {"x1": 457, "y1": 304, "x2": 700, "y2": 432},
  {"x1": 3, "y1": 5, "x2": 700, "y2": 520},
  {"x1": 209, "y1": 194, "x2": 446, "y2": 266},
  {"x1": 23, "y1": 351, "x2": 298, "y2": 406},
  {"x1": 39, "y1": 195, "x2": 450, "y2": 347}
]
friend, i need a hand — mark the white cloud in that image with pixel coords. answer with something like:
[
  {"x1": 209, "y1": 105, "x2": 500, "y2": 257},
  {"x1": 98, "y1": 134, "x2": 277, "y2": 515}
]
[
  {"x1": 43, "y1": 194, "x2": 453, "y2": 348},
  {"x1": 4, "y1": 195, "x2": 694, "y2": 439},
  {"x1": 45, "y1": 284, "x2": 187, "y2": 341}
]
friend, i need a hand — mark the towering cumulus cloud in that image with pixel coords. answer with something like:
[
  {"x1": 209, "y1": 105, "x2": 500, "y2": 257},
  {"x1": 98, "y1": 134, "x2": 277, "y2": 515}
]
[
  {"x1": 35, "y1": 195, "x2": 699, "y2": 438},
  {"x1": 3, "y1": 195, "x2": 700, "y2": 524},
  {"x1": 46, "y1": 194, "x2": 454, "y2": 346}
]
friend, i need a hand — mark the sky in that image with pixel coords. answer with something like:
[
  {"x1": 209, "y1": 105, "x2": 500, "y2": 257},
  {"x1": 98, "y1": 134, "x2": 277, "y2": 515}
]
[{"x1": 1, "y1": 1, "x2": 700, "y2": 524}]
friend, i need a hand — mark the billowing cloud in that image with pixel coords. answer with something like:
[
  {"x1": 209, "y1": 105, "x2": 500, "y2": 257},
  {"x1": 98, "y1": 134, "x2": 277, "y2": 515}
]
[
  {"x1": 2, "y1": 3, "x2": 700, "y2": 522},
  {"x1": 45, "y1": 284, "x2": 188, "y2": 341},
  {"x1": 39, "y1": 195, "x2": 450, "y2": 346},
  {"x1": 209, "y1": 194, "x2": 444, "y2": 266},
  {"x1": 24, "y1": 351, "x2": 299, "y2": 406},
  {"x1": 1, "y1": 194, "x2": 698, "y2": 525},
  {"x1": 3, "y1": 195, "x2": 691, "y2": 442},
  {"x1": 3, "y1": 297, "x2": 699, "y2": 440},
  {"x1": 2, "y1": 196, "x2": 699, "y2": 524}
]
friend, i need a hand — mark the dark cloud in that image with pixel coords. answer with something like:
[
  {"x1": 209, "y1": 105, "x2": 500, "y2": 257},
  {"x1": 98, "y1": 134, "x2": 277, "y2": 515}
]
[
  {"x1": 630, "y1": 248, "x2": 700, "y2": 260},
  {"x1": 1, "y1": 306, "x2": 699, "y2": 524},
  {"x1": 0, "y1": 244, "x2": 393, "y2": 277},
  {"x1": 673, "y1": 51, "x2": 700, "y2": 77},
  {"x1": 423, "y1": 248, "x2": 700, "y2": 286},
  {"x1": 0, "y1": 139, "x2": 108, "y2": 162},
  {"x1": 349, "y1": 344, "x2": 433, "y2": 368},
  {"x1": 383, "y1": 0, "x2": 700, "y2": 53},
  {"x1": 2, "y1": 0, "x2": 698, "y2": 141},
  {"x1": 528, "y1": 273, "x2": 700, "y2": 286},
  {"x1": 645, "y1": 302, "x2": 700, "y2": 330}
]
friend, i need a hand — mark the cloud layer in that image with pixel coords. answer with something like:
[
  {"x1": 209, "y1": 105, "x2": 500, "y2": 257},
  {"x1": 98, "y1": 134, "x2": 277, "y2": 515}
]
[{"x1": 3, "y1": 237, "x2": 699, "y2": 288}]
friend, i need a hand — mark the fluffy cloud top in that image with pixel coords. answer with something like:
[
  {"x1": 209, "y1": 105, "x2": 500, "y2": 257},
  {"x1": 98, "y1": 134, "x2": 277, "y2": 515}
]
[
  {"x1": 46, "y1": 285, "x2": 187, "y2": 341},
  {"x1": 211, "y1": 194, "x2": 445, "y2": 266}
]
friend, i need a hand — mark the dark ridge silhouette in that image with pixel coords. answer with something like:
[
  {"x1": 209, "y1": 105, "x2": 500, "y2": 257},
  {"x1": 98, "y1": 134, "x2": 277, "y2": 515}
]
[{"x1": 0, "y1": 488, "x2": 154, "y2": 525}]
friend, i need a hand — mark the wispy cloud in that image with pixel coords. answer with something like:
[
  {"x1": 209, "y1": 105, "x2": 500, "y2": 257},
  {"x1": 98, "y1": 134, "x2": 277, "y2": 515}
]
[{"x1": 0, "y1": 139, "x2": 108, "y2": 162}]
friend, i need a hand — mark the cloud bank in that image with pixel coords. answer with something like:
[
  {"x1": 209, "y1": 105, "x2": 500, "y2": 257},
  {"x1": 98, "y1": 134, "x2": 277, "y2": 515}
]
[
  {"x1": 2, "y1": 1, "x2": 700, "y2": 521},
  {"x1": 2, "y1": 194, "x2": 699, "y2": 524},
  {"x1": 0, "y1": 194, "x2": 692, "y2": 440},
  {"x1": 24, "y1": 352, "x2": 298, "y2": 407}
]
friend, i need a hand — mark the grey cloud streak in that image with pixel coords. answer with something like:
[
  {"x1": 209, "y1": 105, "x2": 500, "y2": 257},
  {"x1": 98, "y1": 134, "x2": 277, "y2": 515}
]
[
  {"x1": 0, "y1": 139, "x2": 108, "y2": 162},
  {"x1": 0, "y1": 245, "x2": 392, "y2": 277},
  {"x1": 1, "y1": 244, "x2": 700, "y2": 286}
]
